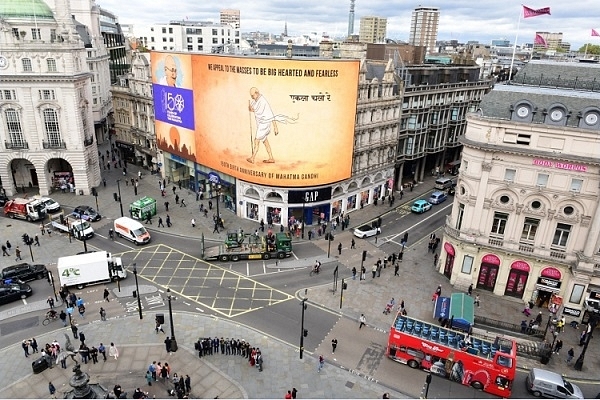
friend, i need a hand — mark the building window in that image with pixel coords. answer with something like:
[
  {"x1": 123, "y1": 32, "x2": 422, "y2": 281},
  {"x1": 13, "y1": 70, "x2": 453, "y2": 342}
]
[
  {"x1": 47, "y1": 58, "x2": 57, "y2": 72},
  {"x1": 521, "y1": 218, "x2": 539, "y2": 242},
  {"x1": 162, "y1": 27, "x2": 166, "y2": 34},
  {"x1": 187, "y1": 37, "x2": 192, "y2": 43},
  {"x1": 169, "y1": 37, "x2": 173, "y2": 42},
  {"x1": 537, "y1": 173, "x2": 549, "y2": 187},
  {"x1": 39, "y1": 89, "x2": 56, "y2": 100},
  {"x1": 212, "y1": 37, "x2": 218, "y2": 44},
  {"x1": 81, "y1": 107, "x2": 89, "y2": 139},
  {"x1": 570, "y1": 178, "x2": 583, "y2": 192},
  {"x1": 456, "y1": 203, "x2": 465, "y2": 230},
  {"x1": 31, "y1": 28, "x2": 41, "y2": 40},
  {"x1": 569, "y1": 284, "x2": 585, "y2": 304},
  {"x1": 212, "y1": 29, "x2": 218, "y2": 35},
  {"x1": 43, "y1": 109, "x2": 61, "y2": 146},
  {"x1": 187, "y1": 45, "x2": 193, "y2": 51},
  {"x1": 5, "y1": 109, "x2": 26, "y2": 147},
  {"x1": 504, "y1": 168, "x2": 516, "y2": 182},
  {"x1": 162, "y1": 37, "x2": 167, "y2": 42},
  {"x1": 197, "y1": 45, "x2": 203, "y2": 51},
  {"x1": 197, "y1": 37, "x2": 203, "y2": 43},
  {"x1": 552, "y1": 223, "x2": 571, "y2": 248},
  {"x1": 461, "y1": 255, "x2": 474, "y2": 274},
  {"x1": 491, "y1": 212, "x2": 509, "y2": 236},
  {"x1": 168, "y1": 28, "x2": 173, "y2": 34},
  {"x1": 22, "y1": 58, "x2": 32, "y2": 72},
  {"x1": 12, "y1": 28, "x2": 19, "y2": 38},
  {"x1": 2, "y1": 90, "x2": 17, "y2": 100}
]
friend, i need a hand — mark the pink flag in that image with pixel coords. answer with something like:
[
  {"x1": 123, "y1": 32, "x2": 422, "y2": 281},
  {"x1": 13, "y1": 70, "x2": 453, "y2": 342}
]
[
  {"x1": 534, "y1": 34, "x2": 548, "y2": 47},
  {"x1": 592, "y1": 29, "x2": 600, "y2": 37},
  {"x1": 523, "y1": 5, "x2": 551, "y2": 18}
]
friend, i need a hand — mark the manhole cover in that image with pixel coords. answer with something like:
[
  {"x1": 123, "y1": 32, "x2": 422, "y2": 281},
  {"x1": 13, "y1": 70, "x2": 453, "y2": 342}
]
[{"x1": 345, "y1": 381, "x2": 354, "y2": 389}]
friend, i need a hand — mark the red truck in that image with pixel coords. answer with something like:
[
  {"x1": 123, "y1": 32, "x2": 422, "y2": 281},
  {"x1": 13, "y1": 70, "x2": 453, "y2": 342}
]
[{"x1": 4, "y1": 198, "x2": 47, "y2": 222}]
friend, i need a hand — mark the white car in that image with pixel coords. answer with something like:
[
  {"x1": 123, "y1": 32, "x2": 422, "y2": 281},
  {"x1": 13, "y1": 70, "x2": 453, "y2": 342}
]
[
  {"x1": 353, "y1": 224, "x2": 379, "y2": 239},
  {"x1": 39, "y1": 197, "x2": 61, "y2": 213}
]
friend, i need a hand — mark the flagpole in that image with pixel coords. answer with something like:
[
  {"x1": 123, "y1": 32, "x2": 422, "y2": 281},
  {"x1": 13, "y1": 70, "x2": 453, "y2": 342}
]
[{"x1": 508, "y1": 9, "x2": 522, "y2": 81}]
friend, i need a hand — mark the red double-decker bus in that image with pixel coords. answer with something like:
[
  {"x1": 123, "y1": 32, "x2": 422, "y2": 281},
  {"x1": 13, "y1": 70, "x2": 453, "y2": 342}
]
[{"x1": 386, "y1": 314, "x2": 517, "y2": 397}]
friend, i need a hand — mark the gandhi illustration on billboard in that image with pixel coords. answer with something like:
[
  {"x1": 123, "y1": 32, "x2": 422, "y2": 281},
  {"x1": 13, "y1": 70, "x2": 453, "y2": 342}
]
[{"x1": 247, "y1": 87, "x2": 298, "y2": 164}]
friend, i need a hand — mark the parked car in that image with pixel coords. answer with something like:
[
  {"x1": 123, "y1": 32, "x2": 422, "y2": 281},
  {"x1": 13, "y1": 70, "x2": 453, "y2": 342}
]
[
  {"x1": 411, "y1": 199, "x2": 432, "y2": 214},
  {"x1": 353, "y1": 224, "x2": 379, "y2": 239},
  {"x1": 38, "y1": 197, "x2": 61, "y2": 213},
  {"x1": 0, "y1": 263, "x2": 48, "y2": 282},
  {"x1": 428, "y1": 191, "x2": 448, "y2": 205},
  {"x1": 0, "y1": 283, "x2": 33, "y2": 305},
  {"x1": 72, "y1": 205, "x2": 101, "y2": 222}
]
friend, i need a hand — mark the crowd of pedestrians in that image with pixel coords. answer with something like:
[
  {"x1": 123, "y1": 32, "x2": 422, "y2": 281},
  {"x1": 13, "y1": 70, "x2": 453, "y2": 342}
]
[
  {"x1": 194, "y1": 337, "x2": 263, "y2": 371},
  {"x1": 146, "y1": 360, "x2": 191, "y2": 398}
]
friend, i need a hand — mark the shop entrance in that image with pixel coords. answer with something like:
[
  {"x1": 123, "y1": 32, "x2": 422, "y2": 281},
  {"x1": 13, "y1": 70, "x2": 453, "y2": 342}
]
[
  {"x1": 477, "y1": 254, "x2": 501, "y2": 292},
  {"x1": 443, "y1": 243, "x2": 455, "y2": 279},
  {"x1": 504, "y1": 261, "x2": 530, "y2": 298}
]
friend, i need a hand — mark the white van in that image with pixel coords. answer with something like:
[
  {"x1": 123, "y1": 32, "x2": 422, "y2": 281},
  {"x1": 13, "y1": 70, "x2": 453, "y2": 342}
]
[
  {"x1": 435, "y1": 177, "x2": 455, "y2": 190},
  {"x1": 526, "y1": 368, "x2": 583, "y2": 399},
  {"x1": 114, "y1": 217, "x2": 151, "y2": 245}
]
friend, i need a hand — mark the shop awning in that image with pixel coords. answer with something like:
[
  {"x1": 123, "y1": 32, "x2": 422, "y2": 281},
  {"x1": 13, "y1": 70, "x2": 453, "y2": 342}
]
[{"x1": 536, "y1": 284, "x2": 560, "y2": 293}]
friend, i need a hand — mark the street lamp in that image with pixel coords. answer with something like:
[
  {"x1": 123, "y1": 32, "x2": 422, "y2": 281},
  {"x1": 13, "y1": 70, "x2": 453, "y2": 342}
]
[
  {"x1": 214, "y1": 184, "x2": 221, "y2": 228},
  {"x1": 132, "y1": 263, "x2": 142, "y2": 320},
  {"x1": 326, "y1": 231, "x2": 334, "y2": 258},
  {"x1": 116, "y1": 179, "x2": 124, "y2": 217},
  {"x1": 167, "y1": 288, "x2": 178, "y2": 352},
  {"x1": 300, "y1": 297, "x2": 308, "y2": 359},
  {"x1": 78, "y1": 213, "x2": 88, "y2": 253},
  {"x1": 301, "y1": 199, "x2": 305, "y2": 239},
  {"x1": 574, "y1": 312, "x2": 598, "y2": 371},
  {"x1": 48, "y1": 271, "x2": 58, "y2": 302}
]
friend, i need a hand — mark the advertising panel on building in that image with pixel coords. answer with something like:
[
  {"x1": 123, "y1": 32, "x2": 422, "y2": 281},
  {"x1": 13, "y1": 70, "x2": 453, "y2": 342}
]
[{"x1": 151, "y1": 52, "x2": 359, "y2": 187}]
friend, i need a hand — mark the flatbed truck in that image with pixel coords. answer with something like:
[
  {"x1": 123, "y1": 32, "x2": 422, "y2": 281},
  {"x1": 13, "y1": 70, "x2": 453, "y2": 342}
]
[{"x1": 202, "y1": 230, "x2": 292, "y2": 262}]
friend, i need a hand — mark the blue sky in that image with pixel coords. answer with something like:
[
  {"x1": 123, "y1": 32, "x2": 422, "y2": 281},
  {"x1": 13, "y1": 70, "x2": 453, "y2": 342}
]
[{"x1": 96, "y1": 0, "x2": 600, "y2": 50}]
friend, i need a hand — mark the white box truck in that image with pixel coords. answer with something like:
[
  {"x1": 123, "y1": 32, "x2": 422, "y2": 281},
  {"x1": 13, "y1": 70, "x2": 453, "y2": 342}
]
[
  {"x1": 50, "y1": 213, "x2": 94, "y2": 240},
  {"x1": 57, "y1": 251, "x2": 127, "y2": 289}
]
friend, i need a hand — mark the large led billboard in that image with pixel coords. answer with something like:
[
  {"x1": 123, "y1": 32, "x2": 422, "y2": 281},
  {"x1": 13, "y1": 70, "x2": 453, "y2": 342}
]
[{"x1": 152, "y1": 52, "x2": 359, "y2": 187}]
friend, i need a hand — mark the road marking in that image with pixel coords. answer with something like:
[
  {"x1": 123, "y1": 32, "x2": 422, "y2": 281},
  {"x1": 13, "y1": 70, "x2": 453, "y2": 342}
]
[
  {"x1": 292, "y1": 251, "x2": 299, "y2": 260},
  {"x1": 95, "y1": 234, "x2": 135, "y2": 249},
  {"x1": 385, "y1": 203, "x2": 452, "y2": 243}
]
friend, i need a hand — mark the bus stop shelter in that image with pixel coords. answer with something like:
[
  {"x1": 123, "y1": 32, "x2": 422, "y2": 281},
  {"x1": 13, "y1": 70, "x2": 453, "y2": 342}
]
[{"x1": 129, "y1": 196, "x2": 157, "y2": 220}]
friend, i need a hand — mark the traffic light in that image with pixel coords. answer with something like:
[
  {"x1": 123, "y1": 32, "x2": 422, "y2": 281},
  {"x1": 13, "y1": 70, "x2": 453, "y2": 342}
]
[
  {"x1": 342, "y1": 281, "x2": 348, "y2": 290},
  {"x1": 91, "y1": 187, "x2": 98, "y2": 197},
  {"x1": 329, "y1": 233, "x2": 334, "y2": 241},
  {"x1": 303, "y1": 329, "x2": 308, "y2": 337},
  {"x1": 362, "y1": 250, "x2": 367, "y2": 261},
  {"x1": 22, "y1": 233, "x2": 33, "y2": 246}
]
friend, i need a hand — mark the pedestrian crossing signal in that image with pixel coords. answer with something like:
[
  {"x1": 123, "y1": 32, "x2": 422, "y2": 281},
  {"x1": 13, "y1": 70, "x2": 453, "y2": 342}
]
[{"x1": 303, "y1": 329, "x2": 308, "y2": 337}]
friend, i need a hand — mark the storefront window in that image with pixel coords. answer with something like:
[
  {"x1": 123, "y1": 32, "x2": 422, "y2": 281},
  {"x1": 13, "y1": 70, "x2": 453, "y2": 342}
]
[
  {"x1": 461, "y1": 255, "x2": 473, "y2": 274},
  {"x1": 360, "y1": 190, "x2": 369, "y2": 208},
  {"x1": 346, "y1": 194, "x2": 356, "y2": 211},
  {"x1": 373, "y1": 186, "x2": 381, "y2": 201},
  {"x1": 267, "y1": 207, "x2": 281, "y2": 225},
  {"x1": 246, "y1": 202, "x2": 259, "y2": 220},
  {"x1": 569, "y1": 284, "x2": 585, "y2": 304},
  {"x1": 331, "y1": 200, "x2": 341, "y2": 217}
]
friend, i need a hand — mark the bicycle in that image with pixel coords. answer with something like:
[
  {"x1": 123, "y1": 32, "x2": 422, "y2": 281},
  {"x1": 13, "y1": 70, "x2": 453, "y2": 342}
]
[
  {"x1": 42, "y1": 311, "x2": 59, "y2": 326},
  {"x1": 309, "y1": 262, "x2": 322, "y2": 276}
]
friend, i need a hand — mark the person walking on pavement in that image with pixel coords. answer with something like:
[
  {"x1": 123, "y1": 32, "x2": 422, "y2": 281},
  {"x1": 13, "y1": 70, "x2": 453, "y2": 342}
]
[
  {"x1": 337, "y1": 243, "x2": 342, "y2": 255},
  {"x1": 371, "y1": 264, "x2": 377, "y2": 279},
  {"x1": 34, "y1": 234, "x2": 40, "y2": 246},
  {"x1": 15, "y1": 246, "x2": 22, "y2": 261},
  {"x1": 394, "y1": 263, "x2": 400, "y2": 276},
  {"x1": 164, "y1": 201, "x2": 170, "y2": 211},
  {"x1": 103, "y1": 288, "x2": 110, "y2": 302},
  {"x1": 474, "y1": 294, "x2": 480, "y2": 307},
  {"x1": 331, "y1": 338, "x2": 338, "y2": 353},
  {"x1": 47, "y1": 296, "x2": 54, "y2": 309},
  {"x1": 99, "y1": 307, "x2": 107, "y2": 321},
  {"x1": 98, "y1": 343, "x2": 107, "y2": 361},
  {"x1": 1, "y1": 244, "x2": 8, "y2": 256},
  {"x1": 166, "y1": 214, "x2": 172, "y2": 227},
  {"x1": 317, "y1": 355, "x2": 325, "y2": 373},
  {"x1": 213, "y1": 222, "x2": 219, "y2": 234},
  {"x1": 361, "y1": 266, "x2": 366, "y2": 281},
  {"x1": 180, "y1": 198, "x2": 186, "y2": 207},
  {"x1": 350, "y1": 238, "x2": 356, "y2": 249},
  {"x1": 175, "y1": 194, "x2": 180, "y2": 205},
  {"x1": 59, "y1": 310, "x2": 67, "y2": 327},
  {"x1": 191, "y1": 218, "x2": 195, "y2": 228},
  {"x1": 155, "y1": 318, "x2": 165, "y2": 334},
  {"x1": 352, "y1": 267, "x2": 357, "y2": 280},
  {"x1": 158, "y1": 217, "x2": 164, "y2": 227},
  {"x1": 144, "y1": 212, "x2": 152, "y2": 225},
  {"x1": 71, "y1": 322, "x2": 79, "y2": 339},
  {"x1": 359, "y1": 314, "x2": 366, "y2": 329},
  {"x1": 108, "y1": 342, "x2": 119, "y2": 360},
  {"x1": 40, "y1": 223, "x2": 45, "y2": 236},
  {"x1": 49, "y1": 382, "x2": 56, "y2": 398},
  {"x1": 566, "y1": 348, "x2": 575, "y2": 364}
]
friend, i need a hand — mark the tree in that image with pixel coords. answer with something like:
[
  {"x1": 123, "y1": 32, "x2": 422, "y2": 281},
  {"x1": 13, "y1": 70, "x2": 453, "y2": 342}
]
[{"x1": 577, "y1": 44, "x2": 600, "y2": 55}]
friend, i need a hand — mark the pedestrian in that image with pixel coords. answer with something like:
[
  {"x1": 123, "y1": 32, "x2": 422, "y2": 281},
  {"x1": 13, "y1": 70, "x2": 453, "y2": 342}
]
[
  {"x1": 165, "y1": 337, "x2": 172, "y2": 353},
  {"x1": 213, "y1": 222, "x2": 219, "y2": 234},
  {"x1": 158, "y1": 217, "x2": 164, "y2": 227},
  {"x1": 184, "y1": 375, "x2": 191, "y2": 394},
  {"x1": 553, "y1": 339, "x2": 563, "y2": 354},
  {"x1": 47, "y1": 296, "x2": 55, "y2": 309},
  {"x1": 155, "y1": 318, "x2": 165, "y2": 334},
  {"x1": 6, "y1": 240, "x2": 11, "y2": 252},
  {"x1": 180, "y1": 198, "x2": 186, "y2": 207},
  {"x1": 49, "y1": 382, "x2": 56, "y2": 398},
  {"x1": 474, "y1": 295, "x2": 480, "y2": 307},
  {"x1": 99, "y1": 307, "x2": 107, "y2": 321},
  {"x1": 108, "y1": 342, "x2": 119, "y2": 360},
  {"x1": 166, "y1": 214, "x2": 171, "y2": 227},
  {"x1": 34, "y1": 234, "x2": 40, "y2": 246},
  {"x1": 394, "y1": 263, "x2": 399, "y2": 276},
  {"x1": 433, "y1": 253, "x2": 438, "y2": 266},
  {"x1": 359, "y1": 314, "x2": 366, "y2": 329},
  {"x1": 103, "y1": 178, "x2": 106, "y2": 187},
  {"x1": 398, "y1": 249, "x2": 403, "y2": 261},
  {"x1": 1, "y1": 244, "x2": 8, "y2": 256},
  {"x1": 98, "y1": 343, "x2": 107, "y2": 361},
  {"x1": 291, "y1": 388, "x2": 298, "y2": 399},
  {"x1": 352, "y1": 267, "x2": 357, "y2": 280},
  {"x1": 78, "y1": 303, "x2": 86, "y2": 318},
  {"x1": 164, "y1": 201, "x2": 170, "y2": 211},
  {"x1": 285, "y1": 391, "x2": 292, "y2": 399},
  {"x1": 371, "y1": 264, "x2": 377, "y2": 279},
  {"x1": 15, "y1": 246, "x2": 22, "y2": 261},
  {"x1": 467, "y1": 284, "x2": 473, "y2": 296},
  {"x1": 191, "y1": 218, "x2": 195, "y2": 228},
  {"x1": 175, "y1": 194, "x2": 179, "y2": 204},
  {"x1": 331, "y1": 338, "x2": 338, "y2": 353},
  {"x1": 361, "y1": 266, "x2": 366, "y2": 281},
  {"x1": 79, "y1": 331, "x2": 86, "y2": 346},
  {"x1": 317, "y1": 354, "x2": 325, "y2": 372},
  {"x1": 71, "y1": 322, "x2": 78, "y2": 339},
  {"x1": 566, "y1": 348, "x2": 575, "y2": 364},
  {"x1": 40, "y1": 223, "x2": 45, "y2": 235},
  {"x1": 59, "y1": 310, "x2": 67, "y2": 327},
  {"x1": 146, "y1": 370, "x2": 153, "y2": 386},
  {"x1": 22, "y1": 340, "x2": 30, "y2": 357},
  {"x1": 144, "y1": 212, "x2": 152, "y2": 224},
  {"x1": 90, "y1": 346, "x2": 98, "y2": 363},
  {"x1": 337, "y1": 242, "x2": 342, "y2": 255},
  {"x1": 103, "y1": 288, "x2": 110, "y2": 302},
  {"x1": 350, "y1": 238, "x2": 356, "y2": 249}
]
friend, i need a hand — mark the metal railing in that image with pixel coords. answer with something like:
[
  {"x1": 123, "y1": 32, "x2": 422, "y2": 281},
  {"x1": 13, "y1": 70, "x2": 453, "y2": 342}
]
[
  {"x1": 474, "y1": 315, "x2": 545, "y2": 339},
  {"x1": 5, "y1": 140, "x2": 29, "y2": 149},
  {"x1": 43, "y1": 140, "x2": 66, "y2": 149}
]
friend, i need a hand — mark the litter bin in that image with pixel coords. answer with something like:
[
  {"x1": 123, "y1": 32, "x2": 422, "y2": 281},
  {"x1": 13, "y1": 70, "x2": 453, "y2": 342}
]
[
  {"x1": 113, "y1": 193, "x2": 118, "y2": 202},
  {"x1": 156, "y1": 313, "x2": 165, "y2": 325},
  {"x1": 32, "y1": 357, "x2": 49, "y2": 374}
]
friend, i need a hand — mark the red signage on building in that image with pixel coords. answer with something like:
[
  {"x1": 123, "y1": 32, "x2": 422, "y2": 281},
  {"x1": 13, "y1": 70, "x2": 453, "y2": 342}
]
[{"x1": 541, "y1": 267, "x2": 561, "y2": 280}]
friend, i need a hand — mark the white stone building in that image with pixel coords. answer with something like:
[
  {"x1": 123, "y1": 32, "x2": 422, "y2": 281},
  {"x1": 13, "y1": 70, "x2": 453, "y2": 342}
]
[
  {"x1": 441, "y1": 61, "x2": 600, "y2": 320},
  {"x1": 0, "y1": 0, "x2": 101, "y2": 195}
]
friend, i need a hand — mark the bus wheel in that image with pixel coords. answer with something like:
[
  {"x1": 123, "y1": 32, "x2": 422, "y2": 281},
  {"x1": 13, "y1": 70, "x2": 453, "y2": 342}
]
[
  {"x1": 407, "y1": 360, "x2": 419, "y2": 369},
  {"x1": 231, "y1": 255, "x2": 240, "y2": 262},
  {"x1": 277, "y1": 252, "x2": 285, "y2": 259},
  {"x1": 263, "y1": 253, "x2": 271, "y2": 260},
  {"x1": 471, "y1": 381, "x2": 484, "y2": 390},
  {"x1": 219, "y1": 255, "x2": 229, "y2": 262}
]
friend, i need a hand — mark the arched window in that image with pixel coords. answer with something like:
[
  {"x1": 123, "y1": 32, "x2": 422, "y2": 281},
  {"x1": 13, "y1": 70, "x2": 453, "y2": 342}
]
[
  {"x1": 43, "y1": 109, "x2": 62, "y2": 148},
  {"x1": 4, "y1": 108, "x2": 27, "y2": 148}
]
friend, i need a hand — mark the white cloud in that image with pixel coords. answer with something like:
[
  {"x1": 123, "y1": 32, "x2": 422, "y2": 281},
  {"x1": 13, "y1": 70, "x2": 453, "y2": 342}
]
[{"x1": 96, "y1": 0, "x2": 600, "y2": 50}]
